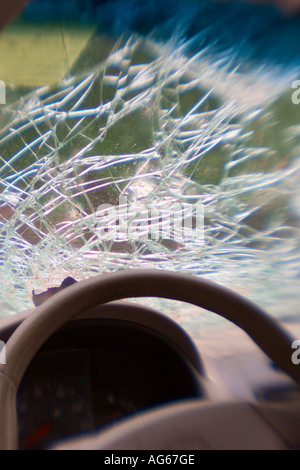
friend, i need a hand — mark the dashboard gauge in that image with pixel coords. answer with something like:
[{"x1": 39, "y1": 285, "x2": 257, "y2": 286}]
[
  {"x1": 16, "y1": 319, "x2": 202, "y2": 450},
  {"x1": 17, "y1": 350, "x2": 95, "y2": 450}
]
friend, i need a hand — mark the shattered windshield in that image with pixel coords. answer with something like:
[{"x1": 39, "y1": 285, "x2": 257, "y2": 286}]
[{"x1": 0, "y1": 0, "x2": 299, "y2": 332}]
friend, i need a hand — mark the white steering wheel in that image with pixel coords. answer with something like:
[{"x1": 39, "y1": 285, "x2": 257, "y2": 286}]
[{"x1": 0, "y1": 270, "x2": 299, "y2": 450}]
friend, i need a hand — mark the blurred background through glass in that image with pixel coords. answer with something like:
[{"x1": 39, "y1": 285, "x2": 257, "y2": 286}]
[{"x1": 0, "y1": 0, "x2": 299, "y2": 340}]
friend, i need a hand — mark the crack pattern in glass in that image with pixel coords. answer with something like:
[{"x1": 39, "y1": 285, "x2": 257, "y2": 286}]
[{"x1": 0, "y1": 32, "x2": 299, "y2": 320}]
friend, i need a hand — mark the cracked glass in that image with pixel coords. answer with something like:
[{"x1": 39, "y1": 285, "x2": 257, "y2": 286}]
[{"x1": 0, "y1": 0, "x2": 299, "y2": 333}]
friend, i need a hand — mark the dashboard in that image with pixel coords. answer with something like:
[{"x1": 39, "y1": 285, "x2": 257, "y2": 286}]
[
  {"x1": 16, "y1": 315, "x2": 203, "y2": 450},
  {"x1": 1, "y1": 268, "x2": 300, "y2": 451}
]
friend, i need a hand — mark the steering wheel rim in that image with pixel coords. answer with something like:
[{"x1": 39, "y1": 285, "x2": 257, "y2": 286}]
[{"x1": 0, "y1": 269, "x2": 298, "y2": 449}]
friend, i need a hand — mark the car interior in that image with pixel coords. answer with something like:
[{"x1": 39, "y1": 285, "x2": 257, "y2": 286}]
[
  {"x1": 0, "y1": 269, "x2": 300, "y2": 450},
  {"x1": 0, "y1": 0, "x2": 300, "y2": 451}
]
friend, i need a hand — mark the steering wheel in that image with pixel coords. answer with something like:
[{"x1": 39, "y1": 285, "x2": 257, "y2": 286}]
[{"x1": 0, "y1": 269, "x2": 299, "y2": 450}]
